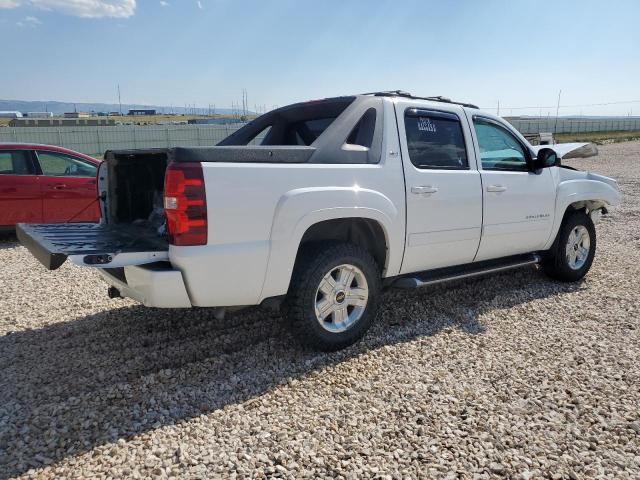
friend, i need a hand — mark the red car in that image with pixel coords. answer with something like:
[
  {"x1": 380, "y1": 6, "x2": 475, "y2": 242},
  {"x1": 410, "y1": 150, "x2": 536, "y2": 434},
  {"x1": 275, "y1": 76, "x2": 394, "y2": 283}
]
[{"x1": 0, "y1": 143, "x2": 101, "y2": 231}]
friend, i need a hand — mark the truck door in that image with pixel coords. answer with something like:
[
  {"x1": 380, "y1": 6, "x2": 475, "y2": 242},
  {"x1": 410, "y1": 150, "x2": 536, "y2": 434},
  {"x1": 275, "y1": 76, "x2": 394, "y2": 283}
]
[
  {"x1": 396, "y1": 101, "x2": 483, "y2": 273},
  {"x1": 468, "y1": 115, "x2": 556, "y2": 261}
]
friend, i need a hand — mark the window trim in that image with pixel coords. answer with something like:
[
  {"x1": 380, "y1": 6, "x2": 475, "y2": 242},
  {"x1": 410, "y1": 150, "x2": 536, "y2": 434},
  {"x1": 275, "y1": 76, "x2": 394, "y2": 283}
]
[
  {"x1": 403, "y1": 107, "x2": 470, "y2": 171},
  {"x1": 472, "y1": 115, "x2": 533, "y2": 173},
  {"x1": 34, "y1": 150, "x2": 98, "y2": 178}
]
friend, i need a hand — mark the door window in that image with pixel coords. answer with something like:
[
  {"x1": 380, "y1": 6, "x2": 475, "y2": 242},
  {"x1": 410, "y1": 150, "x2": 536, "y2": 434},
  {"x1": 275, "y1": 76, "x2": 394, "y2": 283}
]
[
  {"x1": 0, "y1": 150, "x2": 33, "y2": 175},
  {"x1": 404, "y1": 110, "x2": 468, "y2": 169},
  {"x1": 36, "y1": 151, "x2": 97, "y2": 177},
  {"x1": 473, "y1": 119, "x2": 528, "y2": 171}
]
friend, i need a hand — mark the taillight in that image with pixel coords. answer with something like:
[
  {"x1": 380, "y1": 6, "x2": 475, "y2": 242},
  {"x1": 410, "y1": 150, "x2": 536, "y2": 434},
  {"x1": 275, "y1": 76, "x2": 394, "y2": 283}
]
[{"x1": 164, "y1": 162, "x2": 207, "y2": 246}]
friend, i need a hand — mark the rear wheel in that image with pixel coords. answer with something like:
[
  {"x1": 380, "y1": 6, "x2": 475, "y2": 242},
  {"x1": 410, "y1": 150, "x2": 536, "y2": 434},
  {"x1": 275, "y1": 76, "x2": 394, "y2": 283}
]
[
  {"x1": 284, "y1": 243, "x2": 381, "y2": 351},
  {"x1": 542, "y1": 211, "x2": 596, "y2": 282}
]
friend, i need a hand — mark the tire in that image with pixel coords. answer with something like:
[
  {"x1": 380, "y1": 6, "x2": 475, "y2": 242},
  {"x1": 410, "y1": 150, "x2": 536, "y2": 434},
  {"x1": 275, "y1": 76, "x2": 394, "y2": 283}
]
[
  {"x1": 542, "y1": 210, "x2": 596, "y2": 282},
  {"x1": 283, "y1": 242, "x2": 381, "y2": 351}
]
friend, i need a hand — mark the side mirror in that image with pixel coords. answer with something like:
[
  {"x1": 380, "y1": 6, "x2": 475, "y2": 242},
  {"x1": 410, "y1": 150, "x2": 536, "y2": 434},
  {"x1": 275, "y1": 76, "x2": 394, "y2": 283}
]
[{"x1": 532, "y1": 148, "x2": 557, "y2": 170}]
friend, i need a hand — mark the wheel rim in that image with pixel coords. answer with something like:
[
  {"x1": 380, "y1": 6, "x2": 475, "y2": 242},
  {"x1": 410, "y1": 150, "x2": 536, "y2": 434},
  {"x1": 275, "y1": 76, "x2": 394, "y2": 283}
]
[
  {"x1": 565, "y1": 225, "x2": 591, "y2": 270},
  {"x1": 314, "y1": 264, "x2": 369, "y2": 333}
]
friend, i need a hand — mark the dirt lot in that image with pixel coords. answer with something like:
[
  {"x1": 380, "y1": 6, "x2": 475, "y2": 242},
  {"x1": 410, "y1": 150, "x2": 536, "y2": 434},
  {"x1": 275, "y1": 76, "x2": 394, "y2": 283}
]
[{"x1": 1, "y1": 142, "x2": 639, "y2": 479}]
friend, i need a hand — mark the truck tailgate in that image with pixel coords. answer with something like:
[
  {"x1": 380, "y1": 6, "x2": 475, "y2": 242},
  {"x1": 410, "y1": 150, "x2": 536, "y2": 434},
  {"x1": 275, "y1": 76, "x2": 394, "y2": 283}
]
[{"x1": 17, "y1": 223, "x2": 169, "y2": 270}]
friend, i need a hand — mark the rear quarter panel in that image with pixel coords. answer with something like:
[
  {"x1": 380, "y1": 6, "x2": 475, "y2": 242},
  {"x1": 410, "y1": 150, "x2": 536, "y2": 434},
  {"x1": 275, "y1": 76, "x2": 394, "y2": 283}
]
[{"x1": 170, "y1": 101, "x2": 406, "y2": 307}]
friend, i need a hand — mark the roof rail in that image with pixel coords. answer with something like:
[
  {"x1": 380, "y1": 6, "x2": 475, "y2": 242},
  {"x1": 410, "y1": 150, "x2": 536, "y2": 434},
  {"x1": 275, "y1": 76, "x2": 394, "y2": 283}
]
[{"x1": 360, "y1": 90, "x2": 479, "y2": 109}]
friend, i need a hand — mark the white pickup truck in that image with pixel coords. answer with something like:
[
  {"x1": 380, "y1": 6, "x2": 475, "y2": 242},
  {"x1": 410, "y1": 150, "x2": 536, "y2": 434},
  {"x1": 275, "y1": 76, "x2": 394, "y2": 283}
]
[{"x1": 17, "y1": 91, "x2": 621, "y2": 351}]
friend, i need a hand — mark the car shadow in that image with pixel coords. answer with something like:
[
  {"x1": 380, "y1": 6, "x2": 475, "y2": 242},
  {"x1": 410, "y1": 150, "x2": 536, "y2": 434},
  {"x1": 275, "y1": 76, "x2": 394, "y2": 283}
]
[
  {"x1": 0, "y1": 267, "x2": 582, "y2": 477},
  {"x1": 0, "y1": 236, "x2": 18, "y2": 250}
]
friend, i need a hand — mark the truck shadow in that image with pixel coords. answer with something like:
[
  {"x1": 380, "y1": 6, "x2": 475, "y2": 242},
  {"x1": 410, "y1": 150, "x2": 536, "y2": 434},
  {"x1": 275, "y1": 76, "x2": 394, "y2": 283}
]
[{"x1": 0, "y1": 268, "x2": 581, "y2": 477}]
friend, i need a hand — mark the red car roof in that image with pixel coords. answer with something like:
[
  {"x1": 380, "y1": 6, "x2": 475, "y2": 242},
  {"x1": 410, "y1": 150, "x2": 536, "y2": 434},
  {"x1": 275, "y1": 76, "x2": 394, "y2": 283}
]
[{"x1": 0, "y1": 143, "x2": 100, "y2": 164}]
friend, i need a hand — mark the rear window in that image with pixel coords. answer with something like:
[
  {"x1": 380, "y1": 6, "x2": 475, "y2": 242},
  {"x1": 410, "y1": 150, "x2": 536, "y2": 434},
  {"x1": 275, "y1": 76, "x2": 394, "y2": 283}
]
[
  {"x1": 404, "y1": 110, "x2": 468, "y2": 169},
  {"x1": 0, "y1": 150, "x2": 33, "y2": 175},
  {"x1": 219, "y1": 97, "x2": 355, "y2": 147}
]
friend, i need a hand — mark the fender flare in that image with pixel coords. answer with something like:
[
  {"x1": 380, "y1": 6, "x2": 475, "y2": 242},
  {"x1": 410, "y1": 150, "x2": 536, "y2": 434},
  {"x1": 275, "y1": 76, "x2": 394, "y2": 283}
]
[
  {"x1": 258, "y1": 186, "x2": 403, "y2": 300},
  {"x1": 542, "y1": 179, "x2": 621, "y2": 250}
]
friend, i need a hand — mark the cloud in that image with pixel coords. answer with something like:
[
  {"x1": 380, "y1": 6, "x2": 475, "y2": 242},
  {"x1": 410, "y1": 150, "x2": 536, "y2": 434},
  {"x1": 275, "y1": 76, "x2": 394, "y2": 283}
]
[
  {"x1": 0, "y1": 1, "x2": 136, "y2": 18},
  {"x1": 196, "y1": 0, "x2": 202, "y2": 9},
  {"x1": 16, "y1": 14, "x2": 41, "y2": 26},
  {"x1": 159, "y1": 0, "x2": 168, "y2": 5}
]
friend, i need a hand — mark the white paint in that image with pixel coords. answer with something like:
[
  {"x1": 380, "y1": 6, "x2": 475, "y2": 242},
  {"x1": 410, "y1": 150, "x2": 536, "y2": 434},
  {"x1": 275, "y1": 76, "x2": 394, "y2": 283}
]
[{"x1": 86, "y1": 97, "x2": 621, "y2": 308}]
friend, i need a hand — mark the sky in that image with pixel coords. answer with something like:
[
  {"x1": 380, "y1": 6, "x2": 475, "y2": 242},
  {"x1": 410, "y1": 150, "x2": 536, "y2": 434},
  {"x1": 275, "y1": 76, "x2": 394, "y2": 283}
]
[{"x1": 1, "y1": 0, "x2": 639, "y2": 116}]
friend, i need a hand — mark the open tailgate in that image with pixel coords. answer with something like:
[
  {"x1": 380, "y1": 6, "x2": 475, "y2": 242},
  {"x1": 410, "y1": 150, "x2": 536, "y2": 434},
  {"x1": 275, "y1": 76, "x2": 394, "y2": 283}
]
[{"x1": 17, "y1": 223, "x2": 169, "y2": 271}]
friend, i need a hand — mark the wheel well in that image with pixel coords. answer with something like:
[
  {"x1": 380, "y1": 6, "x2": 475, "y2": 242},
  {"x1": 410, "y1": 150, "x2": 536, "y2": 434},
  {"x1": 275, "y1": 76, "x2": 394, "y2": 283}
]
[
  {"x1": 297, "y1": 218, "x2": 387, "y2": 272},
  {"x1": 564, "y1": 200, "x2": 607, "y2": 220}
]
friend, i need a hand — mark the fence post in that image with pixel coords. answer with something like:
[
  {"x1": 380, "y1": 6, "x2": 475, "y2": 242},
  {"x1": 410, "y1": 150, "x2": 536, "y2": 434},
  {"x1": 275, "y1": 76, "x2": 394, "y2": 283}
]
[
  {"x1": 96, "y1": 128, "x2": 102, "y2": 156},
  {"x1": 133, "y1": 127, "x2": 137, "y2": 149},
  {"x1": 166, "y1": 126, "x2": 171, "y2": 148},
  {"x1": 57, "y1": 128, "x2": 63, "y2": 147}
]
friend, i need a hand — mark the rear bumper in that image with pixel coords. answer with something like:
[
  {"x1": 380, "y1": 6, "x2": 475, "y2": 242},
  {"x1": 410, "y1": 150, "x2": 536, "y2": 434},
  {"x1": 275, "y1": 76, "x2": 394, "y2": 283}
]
[{"x1": 98, "y1": 263, "x2": 192, "y2": 308}]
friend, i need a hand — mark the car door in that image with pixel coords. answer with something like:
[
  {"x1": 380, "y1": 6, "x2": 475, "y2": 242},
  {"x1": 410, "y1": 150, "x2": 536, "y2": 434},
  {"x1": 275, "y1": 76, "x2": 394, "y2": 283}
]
[
  {"x1": 0, "y1": 149, "x2": 42, "y2": 227},
  {"x1": 35, "y1": 150, "x2": 100, "y2": 223},
  {"x1": 468, "y1": 115, "x2": 556, "y2": 261},
  {"x1": 396, "y1": 101, "x2": 483, "y2": 273}
]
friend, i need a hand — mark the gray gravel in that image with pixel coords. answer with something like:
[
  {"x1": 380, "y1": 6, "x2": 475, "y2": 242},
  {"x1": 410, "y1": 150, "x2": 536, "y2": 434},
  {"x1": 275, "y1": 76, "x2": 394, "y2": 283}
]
[{"x1": 1, "y1": 141, "x2": 639, "y2": 479}]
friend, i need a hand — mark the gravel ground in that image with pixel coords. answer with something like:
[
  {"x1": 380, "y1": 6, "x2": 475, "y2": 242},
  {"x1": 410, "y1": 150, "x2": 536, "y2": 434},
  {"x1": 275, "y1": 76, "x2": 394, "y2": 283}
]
[{"x1": 1, "y1": 141, "x2": 639, "y2": 479}]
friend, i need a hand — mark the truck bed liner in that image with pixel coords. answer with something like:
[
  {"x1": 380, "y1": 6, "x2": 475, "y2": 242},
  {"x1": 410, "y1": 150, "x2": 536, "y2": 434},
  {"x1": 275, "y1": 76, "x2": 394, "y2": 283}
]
[{"x1": 17, "y1": 223, "x2": 168, "y2": 270}]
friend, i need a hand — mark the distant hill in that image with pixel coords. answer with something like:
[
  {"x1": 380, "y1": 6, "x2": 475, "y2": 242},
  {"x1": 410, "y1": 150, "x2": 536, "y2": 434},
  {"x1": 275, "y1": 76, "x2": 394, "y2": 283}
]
[{"x1": 0, "y1": 99, "x2": 241, "y2": 116}]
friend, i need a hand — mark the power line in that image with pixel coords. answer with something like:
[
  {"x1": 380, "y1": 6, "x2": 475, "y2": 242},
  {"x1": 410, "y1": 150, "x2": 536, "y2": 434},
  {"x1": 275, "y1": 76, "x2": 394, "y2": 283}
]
[{"x1": 481, "y1": 99, "x2": 640, "y2": 111}]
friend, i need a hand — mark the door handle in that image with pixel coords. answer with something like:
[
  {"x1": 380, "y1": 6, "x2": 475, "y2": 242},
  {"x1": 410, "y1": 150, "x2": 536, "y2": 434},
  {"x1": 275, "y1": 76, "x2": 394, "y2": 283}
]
[
  {"x1": 486, "y1": 185, "x2": 507, "y2": 193},
  {"x1": 411, "y1": 185, "x2": 438, "y2": 195},
  {"x1": 53, "y1": 183, "x2": 67, "y2": 190}
]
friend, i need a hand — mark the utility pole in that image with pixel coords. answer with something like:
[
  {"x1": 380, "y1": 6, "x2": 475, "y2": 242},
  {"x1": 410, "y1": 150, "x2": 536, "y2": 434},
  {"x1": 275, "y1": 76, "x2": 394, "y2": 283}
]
[
  {"x1": 241, "y1": 88, "x2": 248, "y2": 117},
  {"x1": 117, "y1": 84, "x2": 122, "y2": 115},
  {"x1": 554, "y1": 89, "x2": 562, "y2": 133},
  {"x1": 497, "y1": 100, "x2": 500, "y2": 116}
]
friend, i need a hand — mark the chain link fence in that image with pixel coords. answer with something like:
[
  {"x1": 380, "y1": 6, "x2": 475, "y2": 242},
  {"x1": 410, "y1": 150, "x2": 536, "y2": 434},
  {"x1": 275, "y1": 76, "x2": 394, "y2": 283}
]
[
  {"x1": 2, "y1": 117, "x2": 640, "y2": 156},
  {"x1": 507, "y1": 117, "x2": 640, "y2": 135},
  {"x1": 0, "y1": 124, "x2": 247, "y2": 156}
]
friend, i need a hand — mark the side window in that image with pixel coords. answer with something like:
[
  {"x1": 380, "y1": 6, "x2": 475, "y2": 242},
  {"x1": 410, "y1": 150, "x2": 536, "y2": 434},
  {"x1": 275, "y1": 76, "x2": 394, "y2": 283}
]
[
  {"x1": 473, "y1": 119, "x2": 528, "y2": 171},
  {"x1": 346, "y1": 108, "x2": 377, "y2": 148},
  {"x1": 0, "y1": 150, "x2": 33, "y2": 175},
  {"x1": 404, "y1": 110, "x2": 468, "y2": 169},
  {"x1": 36, "y1": 151, "x2": 97, "y2": 177}
]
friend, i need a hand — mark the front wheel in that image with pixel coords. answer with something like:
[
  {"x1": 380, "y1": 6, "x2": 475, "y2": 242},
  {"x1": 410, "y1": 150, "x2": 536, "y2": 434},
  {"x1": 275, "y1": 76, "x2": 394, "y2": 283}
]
[
  {"x1": 542, "y1": 210, "x2": 596, "y2": 282},
  {"x1": 283, "y1": 243, "x2": 381, "y2": 351}
]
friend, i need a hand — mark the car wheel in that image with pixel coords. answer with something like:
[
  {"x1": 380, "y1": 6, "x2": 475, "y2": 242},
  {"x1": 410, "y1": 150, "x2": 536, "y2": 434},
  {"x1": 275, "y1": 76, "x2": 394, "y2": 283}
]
[
  {"x1": 542, "y1": 210, "x2": 596, "y2": 282},
  {"x1": 284, "y1": 243, "x2": 381, "y2": 351}
]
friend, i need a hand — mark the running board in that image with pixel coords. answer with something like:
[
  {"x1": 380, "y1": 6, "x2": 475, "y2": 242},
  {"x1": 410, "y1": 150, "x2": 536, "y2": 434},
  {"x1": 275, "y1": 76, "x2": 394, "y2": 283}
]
[{"x1": 391, "y1": 254, "x2": 542, "y2": 289}]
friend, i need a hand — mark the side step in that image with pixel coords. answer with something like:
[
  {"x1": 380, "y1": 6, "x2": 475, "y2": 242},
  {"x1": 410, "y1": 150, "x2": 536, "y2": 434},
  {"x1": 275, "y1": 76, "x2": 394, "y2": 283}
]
[{"x1": 392, "y1": 253, "x2": 542, "y2": 289}]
